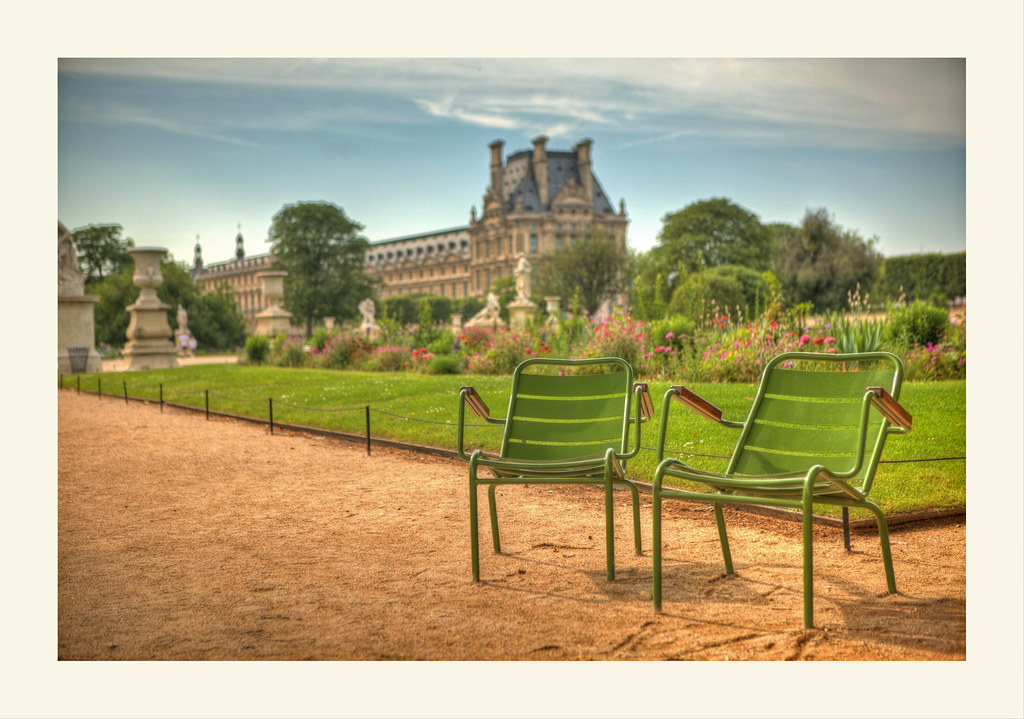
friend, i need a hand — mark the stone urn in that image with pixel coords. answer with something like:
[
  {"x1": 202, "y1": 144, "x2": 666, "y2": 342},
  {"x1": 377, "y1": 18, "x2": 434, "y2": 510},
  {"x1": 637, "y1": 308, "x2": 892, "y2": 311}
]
[
  {"x1": 255, "y1": 271, "x2": 293, "y2": 336},
  {"x1": 122, "y1": 247, "x2": 179, "y2": 370}
]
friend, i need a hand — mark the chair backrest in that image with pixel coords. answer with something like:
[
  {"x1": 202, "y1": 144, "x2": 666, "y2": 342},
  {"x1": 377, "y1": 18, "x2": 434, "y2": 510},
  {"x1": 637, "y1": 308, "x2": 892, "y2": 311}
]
[
  {"x1": 500, "y1": 357, "x2": 634, "y2": 462},
  {"x1": 729, "y1": 352, "x2": 904, "y2": 492}
]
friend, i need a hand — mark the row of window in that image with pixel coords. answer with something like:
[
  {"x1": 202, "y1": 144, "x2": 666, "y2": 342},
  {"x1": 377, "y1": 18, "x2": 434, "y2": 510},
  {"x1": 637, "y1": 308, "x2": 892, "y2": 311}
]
[
  {"x1": 366, "y1": 239, "x2": 469, "y2": 264},
  {"x1": 382, "y1": 282, "x2": 470, "y2": 299}
]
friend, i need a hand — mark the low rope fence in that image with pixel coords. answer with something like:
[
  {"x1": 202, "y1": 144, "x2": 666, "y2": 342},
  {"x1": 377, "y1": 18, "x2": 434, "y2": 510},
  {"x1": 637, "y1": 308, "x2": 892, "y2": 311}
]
[{"x1": 58, "y1": 373, "x2": 967, "y2": 466}]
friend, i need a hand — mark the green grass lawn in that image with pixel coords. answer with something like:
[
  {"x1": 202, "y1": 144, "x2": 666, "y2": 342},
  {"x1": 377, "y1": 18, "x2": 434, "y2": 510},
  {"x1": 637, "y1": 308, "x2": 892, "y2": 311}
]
[{"x1": 64, "y1": 364, "x2": 966, "y2": 518}]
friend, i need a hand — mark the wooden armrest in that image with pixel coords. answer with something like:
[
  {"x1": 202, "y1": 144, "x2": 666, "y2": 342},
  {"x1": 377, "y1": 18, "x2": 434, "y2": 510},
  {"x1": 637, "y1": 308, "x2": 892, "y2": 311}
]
[
  {"x1": 633, "y1": 382, "x2": 654, "y2": 422},
  {"x1": 460, "y1": 386, "x2": 490, "y2": 420},
  {"x1": 867, "y1": 386, "x2": 913, "y2": 430},
  {"x1": 672, "y1": 385, "x2": 723, "y2": 423}
]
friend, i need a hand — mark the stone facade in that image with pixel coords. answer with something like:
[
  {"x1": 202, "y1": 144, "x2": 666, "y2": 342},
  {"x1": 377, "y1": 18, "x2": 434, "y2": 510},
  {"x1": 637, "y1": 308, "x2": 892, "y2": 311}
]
[
  {"x1": 468, "y1": 137, "x2": 628, "y2": 297},
  {"x1": 191, "y1": 231, "x2": 274, "y2": 332},
  {"x1": 192, "y1": 138, "x2": 627, "y2": 320},
  {"x1": 364, "y1": 226, "x2": 472, "y2": 299}
]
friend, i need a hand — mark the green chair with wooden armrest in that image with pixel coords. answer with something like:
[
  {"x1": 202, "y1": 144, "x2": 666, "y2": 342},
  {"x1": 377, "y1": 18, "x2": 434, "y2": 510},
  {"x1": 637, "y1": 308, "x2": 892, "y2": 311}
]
[
  {"x1": 651, "y1": 351, "x2": 912, "y2": 628},
  {"x1": 458, "y1": 357, "x2": 653, "y2": 582}
]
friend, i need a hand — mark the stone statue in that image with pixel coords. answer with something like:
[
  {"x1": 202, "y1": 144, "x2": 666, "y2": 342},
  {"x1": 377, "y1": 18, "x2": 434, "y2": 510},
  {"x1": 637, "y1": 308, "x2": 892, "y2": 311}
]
[
  {"x1": 466, "y1": 291, "x2": 503, "y2": 327},
  {"x1": 58, "y1": 223, "x2": 85, "y2": 296},
  {"x1": 176, "y1": 304, "x2": 189, "y2": 334},
  {"x1": 358, "y1": 298, "x2": 380, "y2": 337},
  {"x1": 514, "y1": 254, "x2": 532, "y2": 301},
  {"x1": 358, "y1": 298, "x2": 376, "y2": 327}
]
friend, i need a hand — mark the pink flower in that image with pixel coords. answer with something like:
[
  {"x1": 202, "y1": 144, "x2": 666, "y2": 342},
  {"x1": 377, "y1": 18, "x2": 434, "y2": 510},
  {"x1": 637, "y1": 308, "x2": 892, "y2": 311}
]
[{"x1": 665, "y1": 332, "x2": 675, "y2": 339}]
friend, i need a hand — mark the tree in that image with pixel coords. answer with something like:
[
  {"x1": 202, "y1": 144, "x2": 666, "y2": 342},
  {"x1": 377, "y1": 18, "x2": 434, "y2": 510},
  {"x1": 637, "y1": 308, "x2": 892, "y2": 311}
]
[
  {"x1": 268, "y1": 202, "x2": 374, "y2": 336},
  {"x1": 72, "y1": 223, "x2": 134, "y2": 284},
  {"x1": 772, "y1": 208, "x2": 883, "y2": 312},
  {"x1": 656, "y1": 198, "x2": 773, "y2": 274},
  {"x1": 534, "y1": 225, "x2": 632, "y2": 317}
]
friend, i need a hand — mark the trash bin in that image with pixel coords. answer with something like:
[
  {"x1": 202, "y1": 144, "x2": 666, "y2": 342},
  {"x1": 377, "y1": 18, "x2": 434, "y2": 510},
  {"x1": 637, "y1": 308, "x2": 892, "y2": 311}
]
[{"x1": 67, "y1": 347, "x2": 89, "y2": 373}]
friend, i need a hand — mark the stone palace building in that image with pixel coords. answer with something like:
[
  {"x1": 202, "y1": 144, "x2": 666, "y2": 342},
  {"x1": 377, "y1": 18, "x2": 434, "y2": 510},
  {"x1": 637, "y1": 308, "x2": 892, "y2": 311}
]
[{"x1": 191, "y1": 137, "x2": 628, "y2": 326}]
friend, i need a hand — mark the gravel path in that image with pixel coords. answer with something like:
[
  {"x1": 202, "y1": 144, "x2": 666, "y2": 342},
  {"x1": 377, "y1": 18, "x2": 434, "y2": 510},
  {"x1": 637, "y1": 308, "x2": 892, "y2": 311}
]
[{"x1": 57, "y1": 389, "x2": 966, "y2": 663}]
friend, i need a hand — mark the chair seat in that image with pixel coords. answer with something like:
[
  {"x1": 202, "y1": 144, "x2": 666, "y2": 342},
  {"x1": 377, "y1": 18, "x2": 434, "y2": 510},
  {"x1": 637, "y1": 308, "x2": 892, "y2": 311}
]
[{"x1": 658, "y1": 461, "x2": 860, "y2": 500}]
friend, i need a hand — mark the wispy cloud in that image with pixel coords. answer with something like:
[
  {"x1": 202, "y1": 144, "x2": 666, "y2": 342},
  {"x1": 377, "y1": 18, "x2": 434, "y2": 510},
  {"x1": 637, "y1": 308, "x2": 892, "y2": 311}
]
[{"x1": 58, "y1": 58, "x2": 965, "y2": 150}]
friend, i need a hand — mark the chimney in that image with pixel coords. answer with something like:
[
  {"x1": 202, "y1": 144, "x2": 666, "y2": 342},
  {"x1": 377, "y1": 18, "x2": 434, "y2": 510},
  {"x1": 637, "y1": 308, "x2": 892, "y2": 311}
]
[
  {"x1": 532, "y1": 135, "x2": 549, "y2": 206},
  {"x1": 574, "y1": 139, "x2": 594, "y2": 205},
  {"x1": 489, "y1": 140, "x2": 505, "y2": 202}
]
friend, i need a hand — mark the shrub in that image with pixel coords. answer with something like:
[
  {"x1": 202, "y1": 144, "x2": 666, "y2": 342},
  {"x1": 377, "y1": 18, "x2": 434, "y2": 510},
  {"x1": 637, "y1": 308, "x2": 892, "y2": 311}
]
[
  {"x1": 273, "y1": 335, "x2": 308, "y2": 368},
  {"x1": 244, "y1": 335, "x2": 271, "y2": 364},
  {"x1": 365, "y1": 345, "x2": 412, "y2": 372},
  {"x1": 314, "y1": 331, "x2": 370, "y2": 370},
  {"x1": 427, "y1": 354, "x2": 462, "y2": 375},
  {"x1": 309, "y1": 328, "x2": 331, "y2": 351},
  {"x1": 903, "y1": 341, "x2": 966, "y2": 381},
  {"x1": 571, "y1": 314, "x2": 646, "y2": 370},
  {"x1": 886, "y1": 301, "x2": 949, "y2": 347}
]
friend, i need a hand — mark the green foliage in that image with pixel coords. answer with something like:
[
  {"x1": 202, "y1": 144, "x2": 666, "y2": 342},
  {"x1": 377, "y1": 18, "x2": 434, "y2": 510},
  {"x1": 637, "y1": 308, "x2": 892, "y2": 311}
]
[
  {"x1": 72, "y1": 223, "x2": 134, "y2": 283},
  {"x1": 87, "y1": 265, "x2": 137, "y2": 348},
  {"x1": 244, "y1": 335, "x2": 271, "y2": 364},
  {"x1": 272, "y1": 335, "x2": 309, "y2": 368},
  {"x1": 829, "y1": 314, "x2": 885, "y2": 354},
  {"x1": 886, "y1": 301, "x2": 950, "y2": 347},
  {"x1": 268, "y1": 201, "x2": 374, "y2": 336},
  {"x1": 309, "y1": 328, "x2": 331, "y2": 351},
  {"x1": 426, "y1": 354, "x2": 462, "y2": 375},
  {"x1": 771, "y1": 208, "x2": 883, "y2": 312},
  {"x1": 668, "y1": 265, "x2": 774, "y2": 324},
  {"x1": 312, "y1": 331, "x2": 371, "y2": 370},
  {"x1": 569, "y1": 314, "x2": 646, "y2": 370},
  {"x1": 364, "y1": 345, "x2": 413, "y2": 372},
  {"x1": 534, "y1": 225, "x2": 632, "y2": 316},
  {"x1": 656, "y1": 198, "x2": 773, "y2": 273},
  {"x1": 881, "y1": 252, "x2": 966, "y2": 305}
]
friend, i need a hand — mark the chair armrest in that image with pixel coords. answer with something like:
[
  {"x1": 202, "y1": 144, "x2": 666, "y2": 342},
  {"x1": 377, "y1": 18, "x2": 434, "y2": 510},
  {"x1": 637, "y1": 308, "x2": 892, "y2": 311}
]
[
  {"x1": 633, "y1": 382, "x2": 654, "y2": 422},
  {"x1": 671, "y1": 385, "x2": 723, "y2": 423},
  {"x1": 866, "y1": 386, "x2": 913, "y2": 431},
  {"x1": 460, "y1": 385, "x2": 491, "y2": 420}
]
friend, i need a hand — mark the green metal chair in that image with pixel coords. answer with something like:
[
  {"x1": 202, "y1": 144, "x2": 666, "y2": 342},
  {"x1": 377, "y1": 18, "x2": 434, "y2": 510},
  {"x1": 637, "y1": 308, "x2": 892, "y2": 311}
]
[
  {"x1": 458, "y1": 357, "x2": 653, "y2": 582},
  {"x1": 651, "y1": 351, "x2": 913, "y2": 628}
]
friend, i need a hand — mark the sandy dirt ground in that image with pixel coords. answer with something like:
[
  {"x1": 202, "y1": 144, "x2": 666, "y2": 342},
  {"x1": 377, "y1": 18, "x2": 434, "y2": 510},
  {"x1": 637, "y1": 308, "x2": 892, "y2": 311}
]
[{"x1": 57, "y1": 390, "x2": 966, "y2": 661}]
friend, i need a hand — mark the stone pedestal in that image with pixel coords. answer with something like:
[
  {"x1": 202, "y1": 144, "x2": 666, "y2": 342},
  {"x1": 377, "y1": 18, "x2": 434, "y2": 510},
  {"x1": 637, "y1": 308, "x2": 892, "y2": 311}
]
[
  {"x1": 508, "y1": 299, "x2": 537, "y2": 331},
  {"x1": 122, "y1": 247, "x2": 180, "y2": 371},
  {"x1": 254, "y1": 271, "x2": 294, "y2": 337},
  {"x1": 544, "y1": 296, "x2": 562, "y2": 329},
  {"x1": 58, "y1": 295, "x2": 102, "y2": 373}
]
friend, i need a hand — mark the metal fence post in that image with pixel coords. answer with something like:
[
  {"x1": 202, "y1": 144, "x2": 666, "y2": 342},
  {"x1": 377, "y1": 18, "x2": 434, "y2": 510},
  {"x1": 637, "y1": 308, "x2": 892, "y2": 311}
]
[
  {"x1": 269, "y1": 398, "x2": 274, "y2": 435},
  {"x1": 97, "y1": 377, "x2": 102, "y2": 399},
  {"x1": 205, "y1": 389, "x2": 210, "y2": 420},
  {"x1": 159, "y1": 383, "x2": 163, "y2": 413},
  {"x1": 123, "y1": 380, "x2": 128, "y2": 405},
  {"x1": 77, "y1": 376, "x2": 81, "y2": 395},
  {"x1": 365, "y1": 405, "x2": 371, "y2": 456}
]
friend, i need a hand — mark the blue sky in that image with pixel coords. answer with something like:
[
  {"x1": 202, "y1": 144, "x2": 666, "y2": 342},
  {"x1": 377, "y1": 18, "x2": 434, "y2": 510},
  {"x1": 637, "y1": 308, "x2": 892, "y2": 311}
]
[{"x1": 58, "y1": 58, "x2": 966, "y2": 266}]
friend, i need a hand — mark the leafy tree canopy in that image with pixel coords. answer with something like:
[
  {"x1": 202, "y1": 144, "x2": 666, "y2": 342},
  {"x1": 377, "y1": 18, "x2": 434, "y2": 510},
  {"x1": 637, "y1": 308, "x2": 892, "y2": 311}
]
[
  {"x1": 268, "y1": 201, "x2": 375, "y2": 336},
  {"x1": 771, "y1": 208, "x2": 882, "y2": 312},
  {"x1": 534, "y1": 225, "x2": 632, "y2": 316},
  {"x1": 656, "y1": 198, "x2": 773, "y2": 274},
  {"x1": 73, "y1": 223, "x2": 134, "y2": 284}
]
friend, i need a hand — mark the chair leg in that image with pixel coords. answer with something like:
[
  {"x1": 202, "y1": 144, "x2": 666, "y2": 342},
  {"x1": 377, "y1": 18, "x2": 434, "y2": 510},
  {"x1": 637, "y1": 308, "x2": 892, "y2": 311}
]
[
  {"x1": 626, "y1": 481, "x2": 642, "y2": 554},
  {"x1": 801, "y1": 488, "x2": 815, "y2": 629},
  {"x1": 604, "y1": 476, "x2": 616, "y2": 581},
  {"x1": 470, "y1": 476, "x2": 480, "y2": 582},
  {"x1": 713, "y1": 502, "x2": 734, "y2": 574},
  {"x1": 652, "y1": 490, "x2": 663, "y2": 610},
  {"x1": 867, "y1": 501, "x2": 897, "y2": 594},
  {"x1": 487, "y1": 484, "x2": 501, "y2": 553}
]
